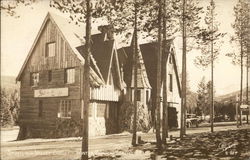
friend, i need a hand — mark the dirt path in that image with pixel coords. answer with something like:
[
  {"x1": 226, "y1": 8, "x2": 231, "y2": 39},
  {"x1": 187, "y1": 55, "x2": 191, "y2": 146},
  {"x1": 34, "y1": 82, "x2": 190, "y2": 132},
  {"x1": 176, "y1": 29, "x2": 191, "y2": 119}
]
[{"x1": 1, "y1": 124, "x2": 250, "y2": 160}]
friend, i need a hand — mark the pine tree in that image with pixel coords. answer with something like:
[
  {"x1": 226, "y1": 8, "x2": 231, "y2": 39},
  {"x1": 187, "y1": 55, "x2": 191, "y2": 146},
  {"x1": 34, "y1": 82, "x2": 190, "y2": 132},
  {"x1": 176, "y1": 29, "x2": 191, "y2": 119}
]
[
  {"x1": 227, "y1": 0, "x2": 249, "y2": 125},
  {"x1": 194, "y1": 0, "x2": 225, "y2": 132}
]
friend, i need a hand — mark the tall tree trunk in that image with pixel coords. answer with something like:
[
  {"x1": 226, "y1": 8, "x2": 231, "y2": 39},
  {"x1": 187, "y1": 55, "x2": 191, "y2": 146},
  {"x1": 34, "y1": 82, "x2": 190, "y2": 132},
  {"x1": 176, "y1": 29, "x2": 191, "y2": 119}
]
[
  {"x1": 210, "y1": 0, "x2": 214, "y2": 133},
  {"x1": 180, "y1": 0, "x2": 187, "y2": 138},
  {"x1": 156, "y1": 0, "x2": 162, "y2": 149},
  {"x1": 132, "y1": 0, "x2": 138, "y2": 147},
  {"x1": 240, "y1": 31, "x2": 243, "y2": 126},
  {"x1": 246, "y1": 46, "x2": 249, "y2": 124},
  {"x1": 82, "y1": 0, "x2": 91, "y2": 159},
  {"x1": 162, "y1": 0, "x2": 168, "y2": 145}
]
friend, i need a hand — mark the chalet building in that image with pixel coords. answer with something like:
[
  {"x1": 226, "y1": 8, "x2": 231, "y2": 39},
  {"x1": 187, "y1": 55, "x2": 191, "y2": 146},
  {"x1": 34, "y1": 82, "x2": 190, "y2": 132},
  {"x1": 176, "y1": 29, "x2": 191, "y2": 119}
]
[
  {"x1": 118, "y1": 39, "x2": 182, "y2": 128},
  {"x1": 16, "y1": 12, "x2": 181, "y2": 139},
  {"x1": 16, "y1": 12, "x2": 123, "y2": 138}
]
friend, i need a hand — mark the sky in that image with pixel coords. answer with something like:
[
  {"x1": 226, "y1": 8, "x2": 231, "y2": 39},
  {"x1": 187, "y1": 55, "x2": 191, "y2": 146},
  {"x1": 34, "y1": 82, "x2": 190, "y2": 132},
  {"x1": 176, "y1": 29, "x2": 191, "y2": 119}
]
[{"x1": 1, "y1": 0, "x2": 248, "y2": 96}]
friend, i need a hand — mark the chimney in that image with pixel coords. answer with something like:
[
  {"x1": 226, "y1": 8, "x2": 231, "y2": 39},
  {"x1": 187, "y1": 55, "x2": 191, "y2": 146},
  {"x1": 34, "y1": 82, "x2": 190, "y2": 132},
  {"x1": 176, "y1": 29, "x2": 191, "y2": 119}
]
[{"x1": 98, "y1": 25, "x2": 114, "y2": 41}]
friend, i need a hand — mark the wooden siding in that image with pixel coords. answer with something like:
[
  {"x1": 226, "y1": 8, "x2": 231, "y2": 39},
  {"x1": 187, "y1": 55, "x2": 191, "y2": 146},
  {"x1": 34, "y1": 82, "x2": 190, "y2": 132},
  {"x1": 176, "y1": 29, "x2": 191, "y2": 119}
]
[
  {"x1": 19, "y1": 19, "x2": 83, "y2": 127},
  {"x1": 91, "y1": 85, "x2": 120, "y2": 102},
  {"x1": 24, "y1": 20, "x2": 80, "y2": 74}
]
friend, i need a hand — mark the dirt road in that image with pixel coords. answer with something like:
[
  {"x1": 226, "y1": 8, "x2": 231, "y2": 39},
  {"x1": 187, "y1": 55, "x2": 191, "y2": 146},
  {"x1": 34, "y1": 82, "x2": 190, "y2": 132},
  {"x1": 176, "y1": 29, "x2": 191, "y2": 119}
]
[{"x1": 1, "y1": 124, "x2": 250, "y2": 160}]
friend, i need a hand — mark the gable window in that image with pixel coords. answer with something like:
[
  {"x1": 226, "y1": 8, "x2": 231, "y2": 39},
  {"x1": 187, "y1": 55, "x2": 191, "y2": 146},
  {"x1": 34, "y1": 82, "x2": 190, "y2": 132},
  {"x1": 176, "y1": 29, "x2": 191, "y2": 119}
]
[
  {"x1": 48, "y1": 70, "x2": 52, "y2": 82},
  {"x1": 58, "y1": 100, "x2": 72, "y2": 118},
  {"x1": 38, "y1": 100, "x2": 43, "y2": 117},
  {"x1": 136, "y1": 90, "x2": 141, "y2": 101},
  {"x1": 169, "y1": 74, "x2": 173, "y2": 92},
  {"x1": 46, "y1": 42, "x2": 56, "y2": 57},
  {"x1": 65, "y1": 68, "x2": 75, "y2": 84},
  {"x1": 30, "y1": 72, "x2": 39, "y2": 86},
  {"x1": 169, "y1": 55, "x2": 172, "y2": 64}
]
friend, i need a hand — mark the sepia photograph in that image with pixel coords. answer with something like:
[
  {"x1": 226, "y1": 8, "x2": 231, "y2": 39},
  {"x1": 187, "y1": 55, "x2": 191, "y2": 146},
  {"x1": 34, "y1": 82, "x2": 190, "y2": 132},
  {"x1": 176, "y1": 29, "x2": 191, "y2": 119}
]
[{"x1": 1, "y1": 0, "x2": 250, "y2": 159}]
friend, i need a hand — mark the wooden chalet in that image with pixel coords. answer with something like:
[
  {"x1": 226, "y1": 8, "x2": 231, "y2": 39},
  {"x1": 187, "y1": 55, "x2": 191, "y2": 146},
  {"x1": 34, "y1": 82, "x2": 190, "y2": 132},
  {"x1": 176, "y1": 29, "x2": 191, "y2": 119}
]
[{"x1": 16, "y1": 12, "x2": 122, "y2": 138}]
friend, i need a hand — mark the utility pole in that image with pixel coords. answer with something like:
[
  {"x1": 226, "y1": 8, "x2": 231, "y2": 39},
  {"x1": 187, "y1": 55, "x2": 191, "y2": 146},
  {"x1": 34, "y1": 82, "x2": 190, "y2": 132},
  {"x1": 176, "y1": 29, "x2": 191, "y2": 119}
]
[
  {"x1": 132, "y1": 0, "x2": 138, "y2": 147},
  {"x1": 81, "y1": 0, "x2": 91, "y2": 160},
  {"x1": 180, "y1": 0, "x2": 187, "y2": 138}
]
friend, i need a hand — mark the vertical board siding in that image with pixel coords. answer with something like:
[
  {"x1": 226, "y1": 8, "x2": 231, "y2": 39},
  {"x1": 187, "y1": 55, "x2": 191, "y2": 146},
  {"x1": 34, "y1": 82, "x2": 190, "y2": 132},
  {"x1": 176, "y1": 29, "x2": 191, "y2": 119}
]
[
  {"x1": 19, "y1": 19, "x2": 82, "y2": 129},
  {"x1": 91, "y1": 85, "x2": 120, "y2": 102},
  {"x1": 26, "y1": 20, "x2": 80, "y2": 73}
]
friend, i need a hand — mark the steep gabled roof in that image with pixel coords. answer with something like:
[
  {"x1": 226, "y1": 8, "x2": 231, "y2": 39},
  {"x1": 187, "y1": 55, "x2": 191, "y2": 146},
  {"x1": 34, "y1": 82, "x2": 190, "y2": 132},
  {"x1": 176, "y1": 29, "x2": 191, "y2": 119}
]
[
  {"x1": 91, "y1": 34, "x2": 115, "y2": 82},
  {"x1": 76, "y1": 33, "x2": 123, "y2": 88},
  {"x1": 119, "y1": 44, "x2": 152, "y2": 89},
  {"x1": 16, "y1": 12, "x2": 104, "y2": 86},
  {"x1": 140, "y1": 40, "x2": 182, "y2": 97}
]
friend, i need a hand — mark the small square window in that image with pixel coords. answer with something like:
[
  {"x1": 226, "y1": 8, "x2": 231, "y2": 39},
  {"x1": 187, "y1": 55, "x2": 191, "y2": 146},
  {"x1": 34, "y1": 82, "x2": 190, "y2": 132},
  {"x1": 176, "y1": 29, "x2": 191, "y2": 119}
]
[
  {"x1": 30, "y1": 72, "x2": 39, "y2": 86},
  {"x1": 46, "y1": 42, "x2": 56, "y2": 57},
  {"x1": 65, "y1": 68, "x2": 75, "y2": 84}
]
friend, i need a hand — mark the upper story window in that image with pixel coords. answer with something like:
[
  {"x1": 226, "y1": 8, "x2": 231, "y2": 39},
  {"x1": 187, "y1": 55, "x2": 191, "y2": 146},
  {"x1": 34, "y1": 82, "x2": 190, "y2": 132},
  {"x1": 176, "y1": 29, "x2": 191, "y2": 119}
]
[
  {"x1": 169, "y1": 74, "x2": 173, "y2": 92},
  {"x1": 169, "y1": 55, "x2": 172, "y2": 64},
  {"x1": 46, "y1": 42, "x2": 56, "y2": 57},
  {"x1": 65, "y1": 68, "x2": 75, "y2": 84},
  {"x1": 30, "y1": 72, "x2": 39, "y2": 86}
]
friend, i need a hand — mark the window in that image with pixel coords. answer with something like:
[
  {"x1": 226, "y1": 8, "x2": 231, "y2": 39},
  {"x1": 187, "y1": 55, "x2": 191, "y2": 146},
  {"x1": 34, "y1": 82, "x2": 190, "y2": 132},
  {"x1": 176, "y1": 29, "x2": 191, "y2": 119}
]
[
  {"x1": 136, "y1": 90, "x2": 141, "y2": 101},
  {"x1": 65, "y1": 68, "x2": 75, "y2": 84},
  {"x1": 38, "y1": 100, "x2": 43, "y2": 117},
  {"x1": 146, "y1": 90, "x2": 149, "y2": 104},
  {"x1": 58, "y1": 100, "x2": 72, "y2": 118},
  {"x1": 169, "y1": 55, "x2": 172, "y2": 64},
  {"x1": 48, "y1": 70, "x2": 52, "y2": 82},
  {"x1": 169, "y1": 74, "x2": 173, "y2": 92},
  {"x1": 30, "y1": 72, "x2": 39, "y2": 86},
  {"x1": 46, "y1": 42, "x2": 56, "y2": 57}
]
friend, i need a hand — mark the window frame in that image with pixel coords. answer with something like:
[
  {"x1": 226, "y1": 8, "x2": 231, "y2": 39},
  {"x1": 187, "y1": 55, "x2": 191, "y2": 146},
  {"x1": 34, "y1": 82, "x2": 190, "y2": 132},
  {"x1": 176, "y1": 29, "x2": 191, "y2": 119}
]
[
  {"x1": 45, "y1": 42, "x2": 56, "y2": 58},
  {"x1": 58, "y1": 100, "x2": 72, "y2": 118},
  {"x1": 64, "y1": 68, "x2": 75, "y2": 84},
  {"x1": 30, "y1": 72, "x2": 39, "y2": 87}
]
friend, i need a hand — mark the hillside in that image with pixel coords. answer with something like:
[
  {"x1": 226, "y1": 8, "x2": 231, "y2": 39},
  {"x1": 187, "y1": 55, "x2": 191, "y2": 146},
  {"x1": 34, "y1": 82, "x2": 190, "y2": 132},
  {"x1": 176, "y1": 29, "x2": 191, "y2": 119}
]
[
  {"x1": 216, "y1": 88, "x2": 250, "y2": 103},
  {"x1": 1, "y1": 75, "x2": 20, "y2": 92}
]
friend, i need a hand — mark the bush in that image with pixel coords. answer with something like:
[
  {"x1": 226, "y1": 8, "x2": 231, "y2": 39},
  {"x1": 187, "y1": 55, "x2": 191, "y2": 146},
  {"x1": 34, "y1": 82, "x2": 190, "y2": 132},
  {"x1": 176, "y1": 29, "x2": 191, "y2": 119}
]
[{"x1": 118, "y1": 101, "x2": 151, "y2": 133}]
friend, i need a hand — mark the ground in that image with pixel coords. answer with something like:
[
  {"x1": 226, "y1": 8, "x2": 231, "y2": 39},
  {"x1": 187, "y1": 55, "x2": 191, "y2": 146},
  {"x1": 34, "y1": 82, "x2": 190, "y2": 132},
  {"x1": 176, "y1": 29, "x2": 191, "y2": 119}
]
[{"x1": 1, "y1": 123, "x2": 250, "y2": 160}]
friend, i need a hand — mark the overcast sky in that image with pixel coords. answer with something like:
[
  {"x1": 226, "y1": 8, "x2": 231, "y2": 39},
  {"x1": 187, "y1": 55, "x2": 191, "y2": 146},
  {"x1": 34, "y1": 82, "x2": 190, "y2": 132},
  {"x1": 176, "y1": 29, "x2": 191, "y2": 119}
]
[{"x1": 1, "y1": 0, "x2": 247, "y2": 96}]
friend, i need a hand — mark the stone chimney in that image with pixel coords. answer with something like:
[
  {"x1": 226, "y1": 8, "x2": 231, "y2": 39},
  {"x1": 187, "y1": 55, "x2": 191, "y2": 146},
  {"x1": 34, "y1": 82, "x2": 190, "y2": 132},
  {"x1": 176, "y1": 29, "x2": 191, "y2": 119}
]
[{"x1": 98, "y1": 25, "x2": 114, "y2": 41}]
